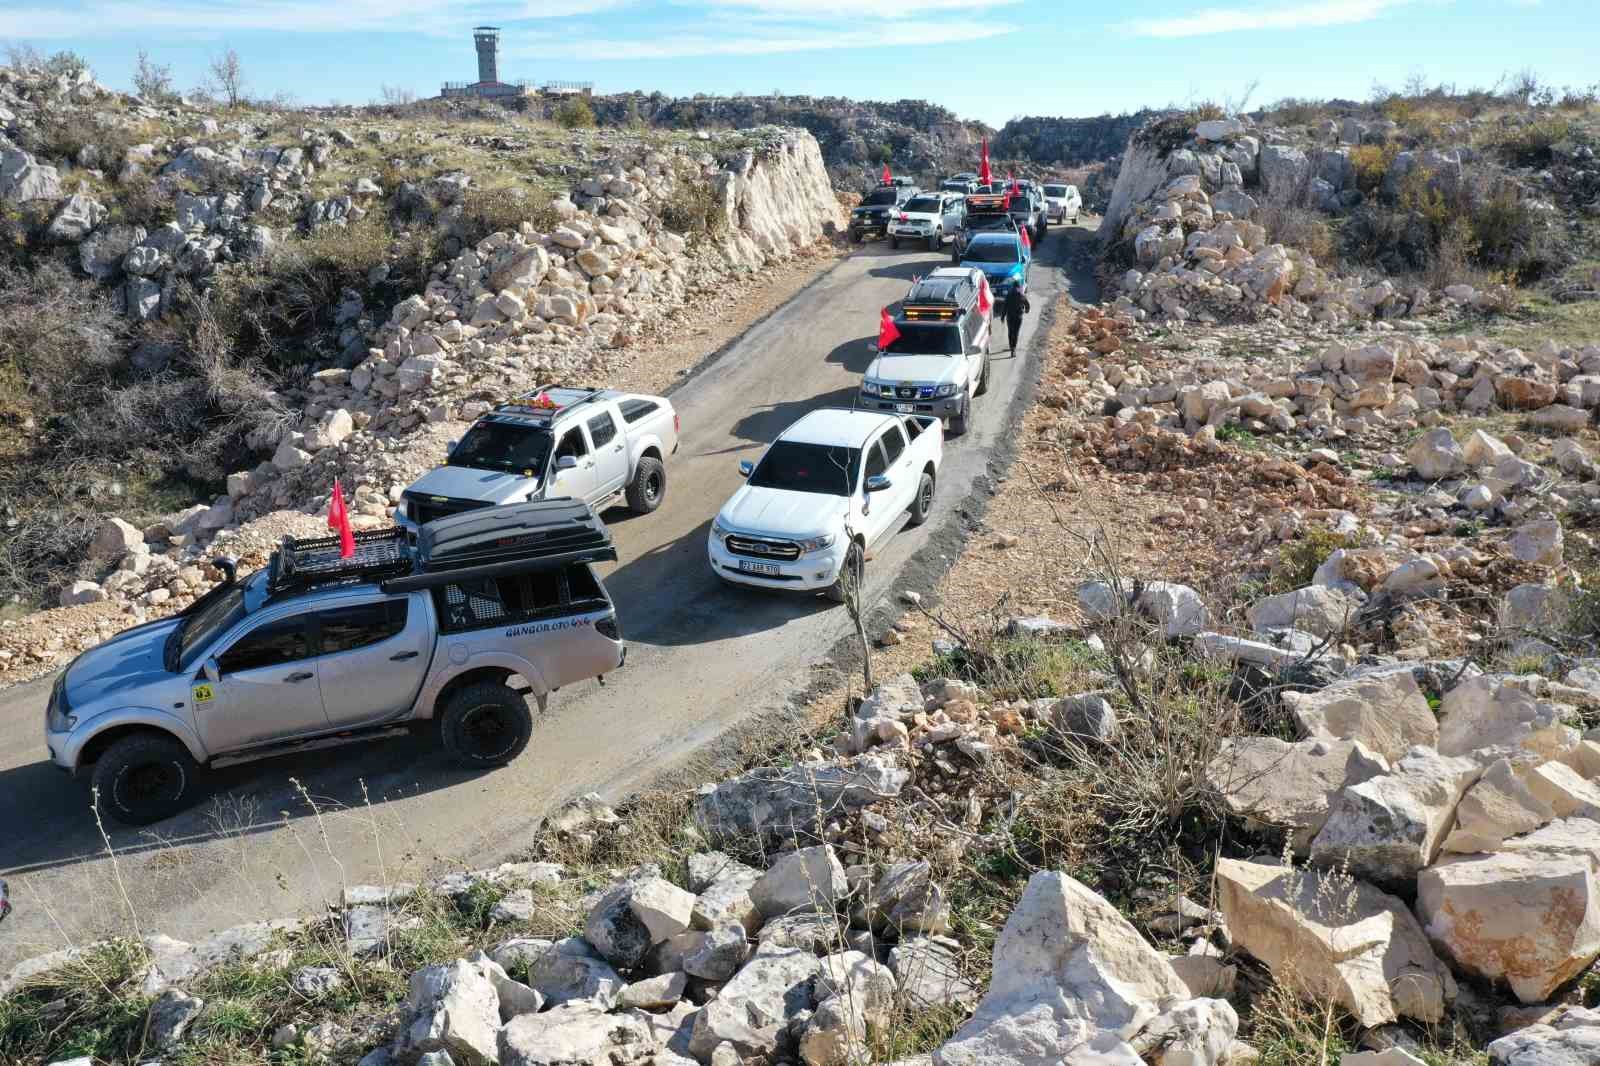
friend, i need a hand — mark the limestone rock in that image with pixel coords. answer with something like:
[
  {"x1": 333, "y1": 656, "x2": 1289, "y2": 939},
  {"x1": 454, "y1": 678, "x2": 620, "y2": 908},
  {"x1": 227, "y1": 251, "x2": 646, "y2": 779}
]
[
  {"x1": 398, "y1": 958, "x2": 502, "y2": 1065},
  {"x1": 628, "y1": 877, "x2": 696, "y2": 944},
  {"x1": 889, "y1": 936, "x2": 979, "y2": 1010},
  {"x1": 1282, "y1": 670, "x2": 1439, "y2": 761},
  {"x1": 1247, "y1": 585, "x2": 1356, "y2": 639},
  {"x1": 585, "y1": 878, "x2": 656, "y2": 970},
  {"x1": 147, "y1": 989, "x2": 204, "y2": 1048},
  {"x1": 1487, "y1": 1008, "x2": 1600, "y2": 1065},
  {"x1": 1128, "y1": 998, "x2": 1238, "y2": 1066},
  {"x1": 499, "y1": 1000, "x2": 654, "y2": 1066},
  {"x1": 1509, "y1": 519, "x2": 1564, "y2": 567},
  {"x1": 1438, "y1": 675, "x2": 1579, "y2": 765},
  {"x1": 618, "y1": 971, "x2": 687, "y2": 1010},
  {"x1": 1214, "y1": 859, "x2": 1453, "y2": 1027},
  {"x1": 1418, "y1": 818, "x2": 1600, "y2": 1003},
  {"x1": 1207, "y1": 736, "x2": 1389, "y2": 852},
  {"x1": 492, "y1": 936, "x2": 622, "y2": 1009},
  {"x1": 687, "y1": 945, "x2": 821, "y2": 1061},
  {"x1": 934, "y1": 871, "x2": 1187, "y2": 1066},
  {"x1": 1443, "y1": 758, "x2": 1556, "y2": 854},
  {"x1": 693, "y1": 757, "x2": 909, "y2": 844},
  {"x1": 864, "y1": 861, "x2": 950, "y2": 937},
  {"x1": 89, "y1": 517, "x2": 144, "y2": 562},
  {"x1": 750, "y1": 845, "x2": 848, "y2": 918},
  {"x1": 1309, "y1": 748, "x2": 1481, "y2": 885},
  {"x1": 1407, "y1": 427, "x2": 1466, "y2": 480}
]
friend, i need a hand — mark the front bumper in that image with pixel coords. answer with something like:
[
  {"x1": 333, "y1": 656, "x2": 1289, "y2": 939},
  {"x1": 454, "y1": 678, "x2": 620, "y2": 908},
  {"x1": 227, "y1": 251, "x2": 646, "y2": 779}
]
[
  {"x1": 1046, "y1": 204, "x2": 1066, "y2": 221},
  {"x1": 862, "y1": 391, "x2": 963, "y2": 420},
  {"x1": 890, "y1": 222, "x2": 935, "y2": 237},
  {"x1": 47, "y1": 728, "x2": 79, "y2": 772},
  {"x1": 707, "y1": 531, "x2": 848, "y2": 593},
  {"x1": 851, "y1": 215, "x2": 891, "y2": 236}
]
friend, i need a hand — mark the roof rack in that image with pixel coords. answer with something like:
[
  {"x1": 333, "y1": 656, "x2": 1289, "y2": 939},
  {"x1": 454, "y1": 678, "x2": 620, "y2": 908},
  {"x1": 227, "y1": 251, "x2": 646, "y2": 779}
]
[
  {"x1": 492, "y1": 385, "x2": 608, "y2": 422},
  {"x1": 965, "y1": 192, "x2": 1012, "y2": 214},
  {"x1": 385, "y1": 498, "x2": 615, "y2": 593},
  {"x1": 266, "y1": 528, "x2": 414, "y2": 597}
]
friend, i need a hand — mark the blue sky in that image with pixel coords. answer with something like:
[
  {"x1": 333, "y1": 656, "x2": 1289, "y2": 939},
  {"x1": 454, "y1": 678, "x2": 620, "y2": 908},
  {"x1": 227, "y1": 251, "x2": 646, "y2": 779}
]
[{"x1": 3, "y1": 0, "x2": 1593, "y2": 126}]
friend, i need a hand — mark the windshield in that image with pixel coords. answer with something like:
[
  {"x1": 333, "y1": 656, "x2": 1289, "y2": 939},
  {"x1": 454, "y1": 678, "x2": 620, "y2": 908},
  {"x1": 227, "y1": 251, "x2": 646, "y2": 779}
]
[
  {"x1": 966, "y1": 240, "x2": 1019, "y2": 264},
  {"x1": 1044, "y1": 185, "x2": 1067, "y2": 197},
  {"x1": 903, "y1": 197, "x2": 941, "y2": 213},
  {"x1": 749, "y1": 441, "x2": 860, "y2": 496},
  {"x1": 864, "y1": 188, "x2": 899, "y2": 206},
  {"x1": 449, "y1": 421, "x2": 554, "y2": 473},
  {"x1": 886, "y1": 324, "x2": 963, "y2": 356},
  {"x1": 178, "y1": 584, "x2": 247, "y2": 669}
]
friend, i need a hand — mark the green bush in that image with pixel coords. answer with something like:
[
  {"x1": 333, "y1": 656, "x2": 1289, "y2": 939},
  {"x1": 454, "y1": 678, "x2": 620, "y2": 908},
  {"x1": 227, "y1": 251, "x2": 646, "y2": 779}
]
[
  {"x1": 554, "y1": 96, "x2": 597, "y2": 130},
  {"x1": 1271, "y1": 528, "x2": 1351, "y2": 592},
  {"x1": 659, "y1": 179, "x2": 727, "y2": 237}
]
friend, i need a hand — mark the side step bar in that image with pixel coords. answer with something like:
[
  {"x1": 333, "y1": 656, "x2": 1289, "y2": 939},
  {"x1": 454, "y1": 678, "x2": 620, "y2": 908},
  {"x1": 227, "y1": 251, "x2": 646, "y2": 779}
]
[{"x1": 210, "y1": 725, "x2": 412, "y2": 769}]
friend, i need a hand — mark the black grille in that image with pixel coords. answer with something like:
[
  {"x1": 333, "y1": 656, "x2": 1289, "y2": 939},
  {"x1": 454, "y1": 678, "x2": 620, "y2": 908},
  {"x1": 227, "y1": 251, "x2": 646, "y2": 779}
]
[
  {"x1": 895, "y1": 385, "x2": 920, "y2": 400},
  {"x1": 725, "y1": 535, "x2": 801, "y2": 561}
]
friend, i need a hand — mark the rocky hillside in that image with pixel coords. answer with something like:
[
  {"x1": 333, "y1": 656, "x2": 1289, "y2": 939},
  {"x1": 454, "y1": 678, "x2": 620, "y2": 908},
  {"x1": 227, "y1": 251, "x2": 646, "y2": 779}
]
[
  {"x1": 584, "y1": 93, "x2": 990, "y2": 188},
  {"x1": 0, "y1": 57, "x2": 841, "y2": 622},
  {"x1": 991, "y1": 110, "x2": 1159, "y2": 168}
]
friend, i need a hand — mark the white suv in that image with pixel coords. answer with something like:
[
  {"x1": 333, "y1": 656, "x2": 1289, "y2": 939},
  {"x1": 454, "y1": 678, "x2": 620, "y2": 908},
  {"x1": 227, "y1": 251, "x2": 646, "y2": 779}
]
[
  {"x1": 709, "y1": 409, "x2": 943, "y2": 601},
  {"x1": 1043, "y1": 183, "x2": 1082, "y2": 223},
  {"x1": 889, "y1": 193, "x2": 965, "y2": 251},
  {"x1": 860, "y1": 268, "x2": 992, "y2": 437}
]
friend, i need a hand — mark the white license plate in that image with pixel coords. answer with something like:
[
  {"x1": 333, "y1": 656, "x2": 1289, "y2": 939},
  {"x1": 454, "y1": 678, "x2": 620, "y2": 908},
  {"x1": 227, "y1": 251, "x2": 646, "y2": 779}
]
[
  {"x1": 895, "y1": 403, "x2": 914, "y2": 413},
  {"x1": 738, "y1": 560, "x2": 781, "y2": 577}
]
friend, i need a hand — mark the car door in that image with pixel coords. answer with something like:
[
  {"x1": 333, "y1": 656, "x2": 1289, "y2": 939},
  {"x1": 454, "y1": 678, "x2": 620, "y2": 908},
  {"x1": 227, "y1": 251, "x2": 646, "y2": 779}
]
[
  {"x1": 878, "y1": 423, "x2": 919, "y2": 519},
  {"x1": 314, "y1": 596, "x2": 431, "y2": 728},
  {"x1": 586, "y1": 410, "x2": 629, "y2": 501},
  {"x1": 199, "y1": 612, "x2": 327, "y2": 753},
  {"x1": 943, "y1": 197, "x2": 963, "y2": 235},
  {"x1": 547, "y1": 424, "x2": 598, "y2": 504},
  {"x1": 859, "y1": 436, "x2": 899, "y2": 547}
]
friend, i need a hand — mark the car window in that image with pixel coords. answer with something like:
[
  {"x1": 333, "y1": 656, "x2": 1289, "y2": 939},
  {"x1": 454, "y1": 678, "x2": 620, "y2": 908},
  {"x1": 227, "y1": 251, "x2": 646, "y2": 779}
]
[
  {"x1": 433, "y1": 568, "x2": 580, "y2": 633},
  {"x1": 881, "y1": 426, "x2": 906, "y2": 465},
  {"x1": 863, "y1": 442, "x2": 888, "y2": 482},
  {"x1": 318, "y1": 600, "x2": 408, "y2": 655},
  {"x1": 886, "y1": 323, "x2": 963, "y2": 356},
  {"x1": 566, "y1": 564, "x2": 607, "y2": 607},
  {"x1": 904, "y1": 196, "x2": 941, "y2": 213},
  {"x1": 865, "y1": 188, "x2": 899, "y2": 205},
  {"x1": 219, "y1": 616, "x2": 310, "y2": 674},
  {"x1": 749, "y1": 441, "x2": 860, "y2": 496},
  {"x1": 587, "y1": 412, "x2": 618, "y2": 448},
  {"x1": 618, "y1": 398, "x2": 658, "y2": 423},
  {"x1": 555, "y1": 427, "x2": 587, "y2": 460},
  {"x1": 1044, "y1": 185, "x2": 1067, "y2": 197}
]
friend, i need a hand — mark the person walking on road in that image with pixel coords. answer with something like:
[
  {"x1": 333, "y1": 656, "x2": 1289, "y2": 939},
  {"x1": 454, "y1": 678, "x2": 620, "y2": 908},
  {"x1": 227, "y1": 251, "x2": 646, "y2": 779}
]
[{"x1": 1003, "y1": 286, "x2": 1030, "y2": 352}]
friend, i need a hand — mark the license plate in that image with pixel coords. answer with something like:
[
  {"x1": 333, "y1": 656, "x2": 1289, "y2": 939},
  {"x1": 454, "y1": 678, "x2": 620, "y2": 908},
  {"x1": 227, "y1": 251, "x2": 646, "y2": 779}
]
[
  {"x1": 895, "y1": 403, "x2": 914, "y2": 413},
  {"x1": 738, "y1": 560, "x2": 781, "y2": 577}
]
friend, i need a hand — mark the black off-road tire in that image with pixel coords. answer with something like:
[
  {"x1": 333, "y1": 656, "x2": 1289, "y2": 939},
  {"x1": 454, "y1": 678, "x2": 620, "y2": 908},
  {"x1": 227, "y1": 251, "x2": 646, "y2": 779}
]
[
  {"x1": 625, "y1": 456, "x2": 666, "y2": 515},
  {"x1": 92, "y1": 733, "x2": 198, "y2": 826},
  {"x1": 850, "y1": 229, "x2": 863, "y2": 244},
  {"x1": 927, "y1": 228, "x2": 941, "y2": 252},
  {"x1": 974, "y1": 355, "x2": 991, "y2": 397},
  {"x1": 907, "y1": 471, "x2": 935, "y2": 527},
  {"x1": 949, "y1": 391, "x2": 971, "y2": 437},
  {"x1": 825, "y1": 541, "x2": 865, "y2": 604},
  {"x1": 890, "y1": 236, "x2": 900, "y2": 250},
  {"x1": 439, "y1": 683, "x2": 533, "y2": 768}
]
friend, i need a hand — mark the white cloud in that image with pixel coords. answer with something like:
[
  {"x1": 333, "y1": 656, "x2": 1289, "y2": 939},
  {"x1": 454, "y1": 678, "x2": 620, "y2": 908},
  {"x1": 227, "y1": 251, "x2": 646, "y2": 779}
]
[
  {"x1": 508, "y1": 17, "x2": 1013, "y2": 59},
  {"x1": 1123, "y1": 0, "x2": 1420, "y2": 38},
  {"x1": 700, "y1": 0, "x2": 1020, "y2": 16},
  {"x1": 0, "y1": 0, "x2": 628, "y2": 39}
]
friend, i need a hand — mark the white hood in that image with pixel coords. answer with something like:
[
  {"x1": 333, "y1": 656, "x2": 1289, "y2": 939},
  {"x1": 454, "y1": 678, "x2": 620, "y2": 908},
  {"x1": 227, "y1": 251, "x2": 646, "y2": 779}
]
[
  {"x1": 719, "y1": 486, "x2": 845, "y2": 540},
  {"x1": 867, "y1": 353, "x2": 963, "y2": 386}
]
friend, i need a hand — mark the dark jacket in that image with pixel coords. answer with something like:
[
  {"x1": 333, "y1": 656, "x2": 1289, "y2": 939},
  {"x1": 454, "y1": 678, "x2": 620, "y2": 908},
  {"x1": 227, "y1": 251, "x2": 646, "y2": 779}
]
[{"x1": 1003, "y1": 288, "x2": 1029, "y2": 325}]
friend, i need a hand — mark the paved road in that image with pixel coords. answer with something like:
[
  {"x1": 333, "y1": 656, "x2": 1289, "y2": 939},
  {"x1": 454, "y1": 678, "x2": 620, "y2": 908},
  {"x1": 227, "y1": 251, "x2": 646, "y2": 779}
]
[{"x1": 0, "y1": 223, "x2": 1099, "y2": 970}]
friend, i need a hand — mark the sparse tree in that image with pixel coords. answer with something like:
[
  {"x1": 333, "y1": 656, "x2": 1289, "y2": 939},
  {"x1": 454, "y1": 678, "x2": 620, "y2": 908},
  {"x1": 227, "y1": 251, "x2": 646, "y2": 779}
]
[
  {"x1": 554, "y1": 96, "x2": 596, "y2": 129},
  {"x1": 1224, "y1": 77, "x2": 1260, "y2": 118},
  {"x1": 1403, "y1": 69, "x2": 1430, "y2": 99},
  {"x1": 132, "y1": 49, "x2": 174, "y2": 102},
  {"x1": 207, "y1": 47, "x2": 247, "y2": 108},
  {"x1": 1507, "y1": 67, "x2": 1542, "y2": 106},
  {"x1": 4, "y1": 43, "x2": 44, "y2": 72},
  {"x1": 380, "y1": 84, "x2": 416, "y2": 106}
]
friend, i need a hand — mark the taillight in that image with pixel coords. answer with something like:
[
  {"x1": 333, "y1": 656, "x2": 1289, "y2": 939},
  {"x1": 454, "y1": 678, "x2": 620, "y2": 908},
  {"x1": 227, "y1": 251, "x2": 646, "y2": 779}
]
[
  {"x1": 596, "y1": 615, "x2": 621, "y2": 641},
  {"x1": 674, "y1": 412, "x2": 680, "y2": 435}
]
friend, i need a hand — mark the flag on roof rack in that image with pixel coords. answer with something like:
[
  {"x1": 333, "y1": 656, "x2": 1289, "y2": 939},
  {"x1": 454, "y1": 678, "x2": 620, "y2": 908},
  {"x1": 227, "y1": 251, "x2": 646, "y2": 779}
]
[
  {"x1": 1009, "y1": 172, "x2": 1020, "y2": 195},
  {"x1": 977, "y1": 275, "x2": 992, "y2": 316},
  {"x1": 880, "y1": 163, "x2": 892, "y2": 184},
  {"x1": 1021, "y1": 225, "x2": 1031, "y2": 251},
  {"x1": 979, "y1": 139, "x2": 991, "y2": 187},
  {"x1": 327, "y1": 479, "x2": 355, "y2": 559},
  {"x1": 532, "y1": 390, "x2": 557, "y2": 409},
  {"x1": 878, "y1": 307, "x2": 901, "y2": 351}
]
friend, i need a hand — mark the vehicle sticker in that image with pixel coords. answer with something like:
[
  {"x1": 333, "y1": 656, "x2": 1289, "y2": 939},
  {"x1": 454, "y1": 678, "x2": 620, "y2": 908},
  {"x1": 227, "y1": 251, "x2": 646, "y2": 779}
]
[
  {"x1": 192, "y1": 683, "x2": 214, "y2": 703},
  {"x1": 504, "y1": 617, "x2": 592, "y2": 638}
]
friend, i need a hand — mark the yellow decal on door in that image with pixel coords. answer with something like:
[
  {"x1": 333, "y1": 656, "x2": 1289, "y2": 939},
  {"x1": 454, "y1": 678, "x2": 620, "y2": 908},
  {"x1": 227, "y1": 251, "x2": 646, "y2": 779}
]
[{"x1": 192, "y1": 684, "x2": 214, "y2": 703}]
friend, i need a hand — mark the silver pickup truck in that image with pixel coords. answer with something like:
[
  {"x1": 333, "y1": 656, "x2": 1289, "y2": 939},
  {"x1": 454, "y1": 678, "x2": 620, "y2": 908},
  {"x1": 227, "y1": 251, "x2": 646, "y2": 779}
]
[
  {"x1": 398, "y1": 386, "x2": 678, "y2": 532},
  {"x1": 45, "y1": 500, "x2": 625, "y2": 824}
]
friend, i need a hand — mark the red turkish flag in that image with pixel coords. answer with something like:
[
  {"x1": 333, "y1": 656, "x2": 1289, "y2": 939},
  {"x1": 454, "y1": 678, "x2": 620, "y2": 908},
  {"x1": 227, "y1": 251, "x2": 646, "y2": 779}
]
[
  {"x1": 328, "y1": 478, "x2": 355, "y2": 558},
  {"x1": 1009, "y1": 172, "x2": 1020, "y2": 194},
  {"x1": 877, "y1": 307, "x2": 901, "y2": 351},
  {"x1": 1020, "y1": 225, "x2": 1031, "y2": 252},
  {"x1": 977, "y1": 275, "x2": 992, "y2": 315},
  {"x1": 881, "y1": 163, "x2": 892, "y2": 184},
  {"x1": 979, "y1": 139, "x2": 991, "y2": 186}
]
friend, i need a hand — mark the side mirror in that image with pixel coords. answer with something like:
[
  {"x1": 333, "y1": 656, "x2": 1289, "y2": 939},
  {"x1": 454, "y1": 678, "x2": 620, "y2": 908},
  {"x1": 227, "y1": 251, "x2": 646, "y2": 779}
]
[
  {"x1": 738, "y1": 460, "x2": 754, "y2": 477},
  {"x1": 866, "y1": 475, "x2": 893, "y2": 493},
  {"x1": 201, "y1": 658, "x2": 220, "y2": 684},
  {"x1": 868, "y1": 344, "x2": 880, "y2": 355},
  {"x1": 555, "y1": 455, "x2": 579, "y2": 472},
  {"x1": 446, "y1": 438, "x2": 459, "y2": 453}
]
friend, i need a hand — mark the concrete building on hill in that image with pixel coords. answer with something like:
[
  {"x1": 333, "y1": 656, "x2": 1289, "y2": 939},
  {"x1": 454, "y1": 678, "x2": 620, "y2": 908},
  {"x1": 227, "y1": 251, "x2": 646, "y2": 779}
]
[{"x1": 439, "y1": 26, "x2": 592, "y2": 101}]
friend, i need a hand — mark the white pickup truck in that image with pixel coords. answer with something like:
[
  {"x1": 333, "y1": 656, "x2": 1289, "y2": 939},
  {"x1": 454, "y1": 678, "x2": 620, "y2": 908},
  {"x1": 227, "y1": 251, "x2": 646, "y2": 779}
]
[
  {"x1": 397, "y1": 386, "x2": 678, "y2": 532},
  {"x1": 708, "y1": 408, "x2": 943, "y2": 601}
]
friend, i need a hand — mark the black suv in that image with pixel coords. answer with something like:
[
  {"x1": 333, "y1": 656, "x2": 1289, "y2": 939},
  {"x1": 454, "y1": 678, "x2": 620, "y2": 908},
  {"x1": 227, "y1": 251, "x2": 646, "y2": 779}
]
[{"x1": 850, "y1": 182, "x2": 920, "y2": 243}]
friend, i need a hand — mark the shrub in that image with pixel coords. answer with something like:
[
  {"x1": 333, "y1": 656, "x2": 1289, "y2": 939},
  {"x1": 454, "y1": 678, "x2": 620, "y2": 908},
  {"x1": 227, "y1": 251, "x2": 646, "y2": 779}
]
[
  {"x1": 1493, "y1": 115, "x2": 1574, "y2": 168},
  {"x1": 659, "y1": 178, "x2": 727, "y2": 236},
  {"x1": 1258, "y1": 194, "x2": 1335, "y2": 261},
  {"x1": 454, "y1": 185, "x2": 564, "y2": 246},
  {"x1": 554, "y1": 96, "x2": 597, "y2": 129},
  {"x1": 1349, "y1": 143, "x2": 1397, "y2": 196},
  {"x1": 1271, "y1": 528, "x2": 1351, "y2": 592}
]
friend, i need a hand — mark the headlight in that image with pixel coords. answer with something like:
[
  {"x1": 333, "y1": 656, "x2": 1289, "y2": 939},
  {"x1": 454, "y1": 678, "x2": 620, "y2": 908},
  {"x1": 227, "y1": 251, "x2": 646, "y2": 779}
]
[
  {"x1": 711, "y1": 519, "x2": 729, "y2": 540},
  {"x1": 796, "y1": 533, "x2": 836, "y2": 553},
  {"x1": 47, "y1": 677, "x2": 75, "y2": 732},
  {"x1": 861, "y1": 380, "x2": 884, "y2": 396},
  {"x1": 935, "y1": 383, "x2": 958, "y2": 397}
]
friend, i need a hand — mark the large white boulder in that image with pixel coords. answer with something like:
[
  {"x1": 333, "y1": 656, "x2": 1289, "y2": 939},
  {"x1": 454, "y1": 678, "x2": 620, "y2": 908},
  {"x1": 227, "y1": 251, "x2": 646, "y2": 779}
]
[
  {"x1": 1407, "y1": 427, "x2": 1466, "y2": 480},
  {"x1": 688, "y1": 944, "x2": 821, "y2": 1061},
  {"x1": 934, "y1": 871, "x2": 1187, "y2": 1066},
  {"x1": 1418, "y1": 818, "x2": 1600, "y2": 1003},
  {"x1": 1437, "y1": 675, "x2": 1580, "y2": 766},
  {"x1": 1247, "y1": 585, "x2": 1357, "y2": 639},
  {"x1": 499, "y1": 1000, "x2": 654, "y2": 1066},
  {"x1": 89, "y1": 517, "x2": 145, "y2": 562},
  {"x1": 1309, "y1": 748, "x2": 1481, "y2": 884},
  {"x1": 398, "y1": 958, "x2": 503, "y2": 1065},
  {"x1": 1214, "y1": 858, "x2": 1454, "y2": 1027},
  {"x1": 1443, "y1": 758, "x2": 1557, "y2": 854},
  {"x1": 1282, "y1": 670, "x2": 1439, "y2": 760},
  {"x1": 750, "y1": 845, "x2": 849, "y2": 918},
  {"x1": 1206, "y1": 736, "x2": 1389, "y2": 852}
]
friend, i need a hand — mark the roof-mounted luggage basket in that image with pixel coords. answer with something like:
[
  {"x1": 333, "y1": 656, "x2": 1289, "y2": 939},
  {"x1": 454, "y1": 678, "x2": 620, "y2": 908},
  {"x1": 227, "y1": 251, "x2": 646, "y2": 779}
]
[
  {"x1": 381, "y1": 498, "x2": 616, "y2": 593},
  {"x1": 266, "y1": 528, "x2": 413, "y2": 597}
]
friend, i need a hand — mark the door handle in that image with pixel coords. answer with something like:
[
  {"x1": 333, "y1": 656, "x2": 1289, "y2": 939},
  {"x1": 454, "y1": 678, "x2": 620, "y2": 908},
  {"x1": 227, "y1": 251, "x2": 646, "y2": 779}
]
[
  {"x1": 390, "y1": 651, "x2": 419, "y2": 661},
  {"x1": 613, "y1": 444, "x2": 623, "y2": 452},
  {"x1": 284, "y1": 671, "x2": 314, "y2": 683}
]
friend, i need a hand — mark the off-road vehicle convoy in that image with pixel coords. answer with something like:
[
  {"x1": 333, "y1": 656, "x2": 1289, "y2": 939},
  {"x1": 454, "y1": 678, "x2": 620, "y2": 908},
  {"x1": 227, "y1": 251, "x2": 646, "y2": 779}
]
[
  {"x1": 1043, "y1": 182, "x2": 1082, "y2": 223},
  {"x1": 849, "y1": 181, "x2": 921, "y2": 242},
  {"x1": 860, "y1": 268, "x2": 992, "y2": 436},
  {"x1": 708, "y1": 409, "x2": 943, "y2": 601},
  {"x1": 398, "y1": 386, "x2": 678, "y2": 533},
  {"x1": 888, "y1": 192, "x2": 966, "y2": 251},
  {"x1": 46, "y1": 500, "x2": 625, "y2": 824}
]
